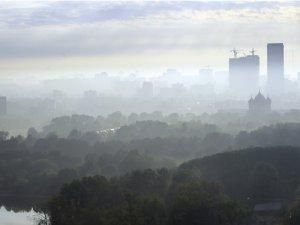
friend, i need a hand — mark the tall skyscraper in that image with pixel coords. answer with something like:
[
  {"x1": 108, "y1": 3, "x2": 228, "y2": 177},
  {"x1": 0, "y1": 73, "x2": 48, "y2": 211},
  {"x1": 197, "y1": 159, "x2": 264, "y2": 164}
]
[
  {"x1": 267, "y1": 43, "x2": 284, "y2": 95},
  {"x1": 229, "y1": 53, "x2": 260, "y2": 96},
  {"x1": 140, "y1": 81, "x2": 154, "y2": 98},
  {"x1": 0, "y1": 96, "x2": 7, "y2": 115}
]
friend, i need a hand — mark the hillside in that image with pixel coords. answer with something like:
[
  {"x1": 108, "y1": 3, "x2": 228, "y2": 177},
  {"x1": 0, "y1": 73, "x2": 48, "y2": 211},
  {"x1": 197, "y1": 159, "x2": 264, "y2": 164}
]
[{"x1": 180, "y1": 146, "x2": 300, "y2": 204}]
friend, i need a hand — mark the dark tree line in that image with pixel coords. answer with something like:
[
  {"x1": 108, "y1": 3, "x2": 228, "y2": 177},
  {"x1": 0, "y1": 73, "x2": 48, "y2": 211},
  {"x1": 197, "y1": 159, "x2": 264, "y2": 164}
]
[
  {"x1": 42, "y1": 112, "x2": 205, "y2": 138},
  {"x1": 180, "y1": 146, "x2": 300, "y2": 204},
  {"x1": 48, "y1": 146, "x2": 300, "y2": 225},
  {"x1": 49, "y1": 169, "x2": 249, "y2": 225},
  {"x1": 2, "y1": 122, "x2": 300, "y2": 215}
]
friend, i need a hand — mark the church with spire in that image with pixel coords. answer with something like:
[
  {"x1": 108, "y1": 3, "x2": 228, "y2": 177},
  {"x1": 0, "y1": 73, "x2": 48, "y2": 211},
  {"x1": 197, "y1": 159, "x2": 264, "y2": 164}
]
[{"x1": 248, "y1": 91, "x2": 271, "y2": 115}]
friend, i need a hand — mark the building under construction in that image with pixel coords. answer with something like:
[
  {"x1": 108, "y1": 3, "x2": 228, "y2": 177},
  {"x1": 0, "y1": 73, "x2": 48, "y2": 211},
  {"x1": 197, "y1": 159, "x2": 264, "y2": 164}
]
[{"x1": 229, "y1": 49, "x2": 260, "y2": 96}]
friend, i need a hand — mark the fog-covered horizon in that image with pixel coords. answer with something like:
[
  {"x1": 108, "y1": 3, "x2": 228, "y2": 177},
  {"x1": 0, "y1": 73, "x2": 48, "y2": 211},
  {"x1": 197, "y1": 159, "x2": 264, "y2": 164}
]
[
  {"x1": 0, "y1": 0, "x2": 300, "y2": 135},
  {"x1": 0, "y1": 1, "x2": 299, "y2": 79},
  {"x1": 1, "y1": 3, "x2": 300, "y2": 225}
]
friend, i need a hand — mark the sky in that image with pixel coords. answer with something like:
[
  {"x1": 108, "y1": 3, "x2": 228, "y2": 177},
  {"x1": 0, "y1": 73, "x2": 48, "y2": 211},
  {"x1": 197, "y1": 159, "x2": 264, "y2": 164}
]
[{"x1": 0, "y1": 0, "x2": 299, "y2": 79}]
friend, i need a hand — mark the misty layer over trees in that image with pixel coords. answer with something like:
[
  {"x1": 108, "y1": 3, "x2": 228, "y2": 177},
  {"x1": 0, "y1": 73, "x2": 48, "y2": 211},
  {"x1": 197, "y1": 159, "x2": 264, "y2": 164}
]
[
  {"x1": 0, "y1": 67, "x2": 299, "y2": 136},
  {"x1": 1, "y1": 119, "x2": 300, "y2": 225},
  {"x1": 0, "y1": 1, "x2": 300, "y2": 225},
  {"x1": 1, "y1": 74, "x2": 300, "y2": 225},
  {"x1": 1, "y1": 59, "x2": 300, "y2": 224}
]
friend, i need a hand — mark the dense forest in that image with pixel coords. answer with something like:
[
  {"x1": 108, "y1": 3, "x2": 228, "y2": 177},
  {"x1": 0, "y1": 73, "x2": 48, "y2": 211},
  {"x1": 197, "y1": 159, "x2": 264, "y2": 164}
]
[
  {"x1": 1, "y1": 122, "x2": 300, "y2": 224},
  {"x1": 180, "y1": 147, "x2": 300, "y2": 204},
  {"x1": 4, "y1": 110, "x2": 297, "y2": 138},
  {"x1": 49, "y1": 169, "x2": 249, "y2": 225},
  {"x1": 48, "y1": 147, "x2": 300, "y2": 225}
]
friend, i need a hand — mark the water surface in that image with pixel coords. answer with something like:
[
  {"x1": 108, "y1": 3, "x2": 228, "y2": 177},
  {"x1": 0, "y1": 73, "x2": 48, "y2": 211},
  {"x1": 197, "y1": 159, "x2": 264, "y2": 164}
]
[{"x1": 0, "y1": 206, "x2": 36, "y2": 225}]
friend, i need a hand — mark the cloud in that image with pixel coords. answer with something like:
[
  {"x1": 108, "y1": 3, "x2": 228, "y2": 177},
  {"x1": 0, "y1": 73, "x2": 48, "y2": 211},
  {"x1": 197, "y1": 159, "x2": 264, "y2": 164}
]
[
  {"x1": 0, "y1": 1, "x2": 299, "y2": 27},
  {"x1": 0, "y1": 1, "x2": 298, "y2": 59}
]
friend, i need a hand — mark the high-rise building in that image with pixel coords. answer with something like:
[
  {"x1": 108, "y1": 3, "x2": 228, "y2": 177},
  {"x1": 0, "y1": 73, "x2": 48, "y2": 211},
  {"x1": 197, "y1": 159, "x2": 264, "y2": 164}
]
[
  {"x1": 0, "y1": 96, "x2": 7, "y2": 115},
  {"x1": 140, "y1": 81, "x2": 154, "y2": 98},
  {"x1": 267, "y1": 43, "x2": 284, "y2": 94},
  {"x1": 229, "y1": 53, "x2": 260, "y2": 95}
]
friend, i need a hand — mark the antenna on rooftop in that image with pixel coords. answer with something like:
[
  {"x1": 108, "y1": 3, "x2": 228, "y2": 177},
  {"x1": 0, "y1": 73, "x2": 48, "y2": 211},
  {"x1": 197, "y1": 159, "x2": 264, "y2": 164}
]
[{"x1": 250, "y1": 48, "x2": 256, "y2": 56}]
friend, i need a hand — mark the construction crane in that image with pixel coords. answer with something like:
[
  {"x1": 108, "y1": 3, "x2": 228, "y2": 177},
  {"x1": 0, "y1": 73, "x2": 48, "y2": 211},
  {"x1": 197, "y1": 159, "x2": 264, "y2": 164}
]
[
  {"x1": 230, "y1": 48, "x2": 239, "y2": 58},
  {"x1": 250, "y1": 48, "x2": 256, "y2": 56}
]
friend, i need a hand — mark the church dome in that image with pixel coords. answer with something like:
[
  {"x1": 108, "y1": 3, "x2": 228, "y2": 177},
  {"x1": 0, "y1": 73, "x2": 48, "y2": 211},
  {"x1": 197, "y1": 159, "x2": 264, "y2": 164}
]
[
  {"x1": 248, "y1": 91, "x2": 272, "y2": 115},
  {"x1": 254, "y1": 91, "x2": 266, "y2": 101}
]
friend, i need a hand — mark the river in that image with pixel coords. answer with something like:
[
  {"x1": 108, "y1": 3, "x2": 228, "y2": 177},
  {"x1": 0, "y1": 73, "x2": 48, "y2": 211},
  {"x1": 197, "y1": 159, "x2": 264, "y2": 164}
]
[{"x1": 0, "y1": 206, "x2": 37, "y2": 225}]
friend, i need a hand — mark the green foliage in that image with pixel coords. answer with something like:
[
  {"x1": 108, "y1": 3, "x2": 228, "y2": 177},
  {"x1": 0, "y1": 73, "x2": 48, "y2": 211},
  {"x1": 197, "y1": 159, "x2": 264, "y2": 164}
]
[
  {"x1": 168, "y1": 180, "x2": 247, "y2": 225},
  {"x1": 0, "y1": 131, "x2": 9, "y2": 141},
  {"x1": 48, "y1": 169, "x2": 248, "y2": 225},
  {"x1": 0, "y1": 148, "x2": 80, "y2": 209},
  {"x1": 235, "y1": 123, "x2": 300, "y2": 148},
  {"x1": 180, "y1": 146, "x2": 300, "y2": 204},
  {"x1": 2, "y1": 122, "x2": 300, "y2": 221},
  {"x1": 249, "y1": 162, "x2": 279, "y2": 202}
]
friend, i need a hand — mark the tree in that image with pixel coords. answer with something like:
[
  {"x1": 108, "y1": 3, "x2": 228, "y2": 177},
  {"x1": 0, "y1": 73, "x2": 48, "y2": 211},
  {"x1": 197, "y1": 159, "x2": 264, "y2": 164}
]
[
  {"x1": 107, "y1": 111, "x2": 126, "y2": 127},
  {"x1": 200, "y1": 132, "x2": 233, "y2": 156},
  {"x1": 249, "y1": 162, "x2": 279, "y2": 202},
  {"x1": 27, "y1": 127, "x2": 39, "y2": 139},
  {"x1": 128, "y1": 113, "x2": 139, "y2": 124},
  {"x1": 0, "y1": 131, "x2": 9, "y2": 141},
  {"x1": 285, "y1": 200, "x2": 300, "y2": 225},
  {"x1": 168, "y1": 180, "x2": 247, "y2": 225},
  {"x1": 49, "y1": 176, "x2": 112, "y2": 225},
  {"x1": 68, "y1": 129, "x2": 82, "y2": 140},
  {"x1": 141, "y1": 196, "x2": 166, "y2": 225}
]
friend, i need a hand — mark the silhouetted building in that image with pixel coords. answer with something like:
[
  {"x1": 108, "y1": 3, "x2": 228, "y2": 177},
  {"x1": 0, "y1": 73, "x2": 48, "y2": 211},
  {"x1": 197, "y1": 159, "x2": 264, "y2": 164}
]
[
  {"x1": 83, "y1": 90, "x2": 97, "y2": 99},
  {"x1": 140, "y1": 81, "x2": 154, "y2": 98},
  {"x1": 0, "y1": 96, "x2": 7, "y2": 115},
  {"x1": 229, "y1": 53, "x2": 260, "y2": 95},
  {"x1": 52, "y1": 90, "x2": 66, "y2": 100},
  {"x1": 267, "y1": 43, "x2": 284, "y2": 95},
  {"x1": 248, "y1": 91, "x2": 271, "y2": 114},
  {"x1": 199, "y1": 68, "x2": 213, "y2": 84},
  {"x1": 161, "y1": 69, "x2": 182, "y2": 85}
]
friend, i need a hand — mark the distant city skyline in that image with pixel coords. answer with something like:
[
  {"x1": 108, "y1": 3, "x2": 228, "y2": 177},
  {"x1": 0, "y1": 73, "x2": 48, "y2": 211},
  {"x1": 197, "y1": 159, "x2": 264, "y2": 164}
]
[{"x1": 0, "y1": 1, "x2": 299, "y2": 79}]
